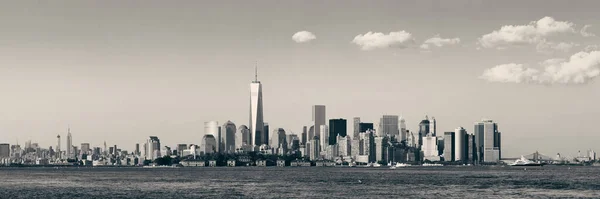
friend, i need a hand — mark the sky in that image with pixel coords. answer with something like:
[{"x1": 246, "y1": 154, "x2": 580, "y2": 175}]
[{"x1": 1, "y1": 0, "x2": 600, "y2": 158}]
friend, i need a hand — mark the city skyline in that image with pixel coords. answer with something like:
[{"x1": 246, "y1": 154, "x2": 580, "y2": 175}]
[{"x1": 1, "y1": 0, "x2": 600, "y2": 158}]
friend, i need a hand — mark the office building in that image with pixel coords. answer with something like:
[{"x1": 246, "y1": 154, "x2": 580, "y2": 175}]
[
  {"x1": 302, "y1": 126, "x2": 308, "y2": 145},
  {"x1": 81, "y1": 143, "x2": 90, "y2": 155},
  {"x1": 418, "y1": 116, "x2": 430, "y2": 148},
  {"x1": 202, "y1": 135, "x2": 217, "y2": 154},
  {"x1": 359, "y1": 123, "x2": 374, "y2": 133},
  {"x1": 146, "y1": 136, "x2": 161, "y2": 160},
  {"x1": 374, "y1": 137, "x2": 386, "y2": 163},
  {"x1": 250, "y1": 67, "x2": 265, "y2": 147},
  {"x1": 66, "y1": 128, "x2": 72, "y2": 159},
  {"x1": 312, "y1": 105, "x2": 326, "y2": 144},
  {"x1": 379, "y1": 115, "x2": 399, "y2": 138},
  {"x1": 353, "y1": 117, "x2": 361, "y2": 140},
  {"x1": 263, "y1": 123, "x2": 269, "y2": 146},
  {"x1": 222, "y1": 121, "x2": 237, "y2": 153},
  {"x1": 272, "y1": 128, "x2": 287, "y2": 150},
  {"x1": 337, "y1": 135, "x2": 351, "y2": 157},
  {"x1": 329, "y1": 118, "x2": 347, "y2": 145},
  {"x1": 399, "y1": 117, "x2": 407, "y2": 142},
  {"x1": 0, "y1": 144, "x2": 9, "y2": 158},
  {"x1": 454, "y1": 127, "x2": 467, "y2": 162},
  {"x1": 56, "y1": 134, "x2": 61, "y2": 159},
  {"x1": 236, "y1": 125, "x2": 250, "y2": 149},
  {"x1": 474, "y1": 120, "x2": 501, "y2": 163},
  {"x1": 422, "y1": 134, "x2": 439, "y2": 161},
  {"x1": 309, "y1": 137, "x2": 320, "y2": 161},
  {"x1": 177, "y1": 144, "x2": 187, "y2": 156},
  {"x1": 319, "y1": 125, "x2": 329, "y2": 151},
  {"x1": 443, "y1": 132, "x2": 455, "y2": 161}
]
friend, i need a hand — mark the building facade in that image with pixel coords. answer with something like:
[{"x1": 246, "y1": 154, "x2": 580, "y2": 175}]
[
  {"x1": 250, "y1": 70, "x2": 265, "y2": 147},
  {"x1": 329, "y1": 118, "x2": 347, "y2": 145},
  {"x1": 222, "y1": 121, "x2": 237, "y2": 153},
  {"x1": 379, "y1": 115, "x2": 399, "y2": 138}
]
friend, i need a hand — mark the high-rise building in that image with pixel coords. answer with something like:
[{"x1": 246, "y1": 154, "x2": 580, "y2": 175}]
[
  {"x1": 422, "y1": 134, "x2": 439, "y2": 161},
  {"x1": 443, "y1": 132, "x2": 455, "y2": 161},
  {"x1": 312, "y1": 105, "x2": 326, "y2": 143},
  {"x1": 0, "y1": 144, "x2": 9, "y2": 158},
  {"x1": 177, "y1": 144, "x2": 187, "y2": 156},
  {"x1": 454, "y1": 127, "x2": 467, "y2": 162},
  {"x1": 301, "y1": 126, "x2": 308, "y2": 145},
  {"x1": 134, "y1": 143, "x2": 140, "y2": 156},
  {"x1": 81, "y1": 143, "x2": 90, "y2": 156},
  {"x1": 66, "y1": 127, "x2": 72, "y2": 159},
  {"x1": 146, "y1": 136, "x2": 161, "y2": 160},
  {"x1": 359, "y1": 123, "x2": 374, "y2": 133},
  {"x1": 236, "y1": 125, "x2": 250, "y2": 149},
  {"x1": 319, "y1": 125, "x2": 329, "y2": 151},
  {"x1": 430, "y1": 117, "x2": 437, "y2": 136},
  {"x1": 474, "y1": 120, "x2": 501, "y2": 163},
  {"x1": 337, "y1": 136, "x2": 351, "y2": 157},
  {"x1": 353, "y1": 117, "x2": 361, "y2": 140},
  {"x1": 399, "y1": 117, "x2": 407, "y2": 142},
  {"x1": 418, "y1": 116, "x2": 431, "y2": 148},
  {"x1": 222, "y1": 121, "x2": 237, "y2": 153},
  {"x1": 379, "y1": 115, "x2": 399, "y2": 138},
  {"x1": 374, "y1": 137, "x2": 385, "y2": 163},
  {"x1": 309, "y1": 136, "x2": 320, "y2": 161},
  {"x1": 204, "y1": 121, "x2": 219, "y2": 138},
  {"x1": 272, "y1": 128, "x2": 287, "y2": 149},
  {"x1": 263, "y1": 123, "x2": 269, "y2": 146},
  {"x1": 56, "y1": 134, "x2": 61, "y2": 159},
  {"x1": 202, "y1": 135, "x2": 217, "y2": 154},
  {"x1": 250, "y1": 67, "x2": 264, "y2": 147},
  {"x1": 329, "y1": 119, "x2": 347, "y2": 145}
]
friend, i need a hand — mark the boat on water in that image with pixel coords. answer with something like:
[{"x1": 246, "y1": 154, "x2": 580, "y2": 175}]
[
  {"x1": 422, "y1": 163, "x2": 443, "y2": 167},
  {"x1": 510, "y1": 156, "x2": 543, "y2": 166},
  {"x1": 372, "y1": 163, "x2": 382, "y2": 168},
  {"x1": 396, "y1": 163, "x2": 411, "y2": 167}
]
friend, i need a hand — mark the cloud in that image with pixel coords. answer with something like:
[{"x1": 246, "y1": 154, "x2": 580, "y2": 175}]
[
  {"x1": 536, "y1": 41, "x2": 578, "y2": 53},
  {"x1": 584, "y1": 45, "x2": 599, "y2": 52},
  {"x1": 581, "y1": 25, "x2": 596, "y2": 37},
  {"x1": 480, "y1": 51, "x2": 600, "y2": 84},
  {"x1": 478, "y1": 16, "x2": 575, "y2": 49},
  {"x1": 352, "y1": 31, "x2": 413, "y2": 50},
  {"x1": 420, "y1": 35, "x2": 460, "y2": 49},
  {"x1": 292, "y1": 31, "x2": 316, "y2": 43}
]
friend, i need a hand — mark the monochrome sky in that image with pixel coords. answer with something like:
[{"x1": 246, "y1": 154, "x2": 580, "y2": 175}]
[{"x1": 1, "y1": 0, "x2": 599, "y2": 157}]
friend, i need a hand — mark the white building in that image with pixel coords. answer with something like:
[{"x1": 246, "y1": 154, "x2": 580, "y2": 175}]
[
  {"x1": 320, "y1": 125, "x2": 328, "y2": 152},
  {"x1": 337, "y1": 136, "x2": 351, "y2": 157},
  {"x1": 422, "y1": 134, "x2": 440, "y2": 161},
  {"x1": 454, "y1": 127, "x2": 467, "y2": 162}
]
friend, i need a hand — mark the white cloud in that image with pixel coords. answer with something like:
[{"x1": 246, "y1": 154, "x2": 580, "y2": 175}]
[
  {"x1": 581, "y1": 25, "x2": 596, "y2": 37},
  {"x1": 352, "y1": 31, "x2": 413, "y2": 50},
  {"x1": 420, "y1": 35, "x2": 460, "y2": 49},
  {"x1": 292, "y1": 31, "x2": 316, "y2": 43},
  {"x1": 478, "y1": 16, "x2": 575, "y2": 49},
  {"x1": 536, "y1": 41, "x2": 578, "y2": 53},
  {"x1": 480, "y1": 51, "x2": 600, "y2": 84}
]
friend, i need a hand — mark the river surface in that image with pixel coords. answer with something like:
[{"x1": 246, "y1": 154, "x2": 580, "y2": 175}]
[{"x1": 1, "y1": 166, "x2": 599, "y2": 198}]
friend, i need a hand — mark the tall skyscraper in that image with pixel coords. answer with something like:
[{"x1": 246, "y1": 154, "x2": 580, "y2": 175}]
[
  {"x1": 66, "y1": 127, "x2": 72, "y2": 159},
  {"x1": 418, "y1": 116, "x2": 430, "y2": 148},
  {"x1": 202, "y1": 135, "x2": 217, "y2": 154},
  {"x1": 56, "y1": 134, "x2": 61, "y2": 159},
  {"x1": 134, "y1": 143, "x2": 140, "y2": 156},
  {"x1": 262, "y1": 123, "x2": 269, "y2": 146},
  {"x1": 443, "y1": 132, "x2": 455, "y2": 161},
  {"x1": 353, "y1": 117, "x2": 361, "y2": 140},
  {"x1": 312, "y1": 105, "x2": 326, "y2": 144},
  {"x1": 474, "y1": 120, "x2": 501, "y2": 163},
  {"x1": 399, "y1": 117, "x2": 407, "y2": 142},
  {"x1": 319, "y1": 125, "x2": 329, "y2": 151},
  {"x1": 454, "y1": 127, "x2": 467, "y2": 162},
  {"x1": 301, "y1": 126, "x2": 307, "y2": 145},
  {"x1": 272, "y1": 128, "x2": 287, "y2": 150},
  {"x1": 250, "y1": 66, "x2": 264, "y2": 147},
  {"x1": 309, "y1": 136, "x2": 320, "y2": 161},
  {"x1": 0, "y1": 144, "x2": 9, "y2": 158},
  {"x1": 222, "y1": 121, "x2": 237, "y2": 153},
  {"x1": 81, "y1": 143, "x2": 90, "y2": 156},
  {"x1": 329, "y1": 119, "x2": 347, "y2": 145},
  {"x1": 236, "y1": 125, "x2": 250, "y2": 149},
  {"x1": 431, "y1": 117, "x2": 437, "y2": 136},
  {"x1": 204, "y1": 121, "x2": 220, "y2": 152},
  {"x1": 379, "y1": 115, "x2": 399, "y2": 138},
  {"x1": 146, "y1": 136, "x2": 161, "y2": 160}
]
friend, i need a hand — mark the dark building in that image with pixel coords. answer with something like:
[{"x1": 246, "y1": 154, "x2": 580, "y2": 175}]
[
  {"x1": 353, "y1": 117, "x2": 361, "y2": 140},
  {"x1": 418, "y1": 117, "x2": 430, "y2": 148},
  {"x1": 467, "y1": 134, "x2": 476, "y2": 164},
  {"x1": 301, "y1": 126, "x2": 307, "y2": 145},
  {"x1": 328, "y1": 118, "x2": 347, "y2": 145},
  {"x1": 359, "y1": 123, "x2": 374, "y2": 133},
  {"x1": 263, "y1": 123, "x2": 269, "y2": 146},
  {"x1": 443, "y1": 132, "x2": 455, "y2": 161}
]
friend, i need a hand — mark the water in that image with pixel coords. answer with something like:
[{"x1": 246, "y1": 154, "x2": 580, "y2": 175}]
[{"x1": 1, "y1": 166, "x2": 600, "y2": 198}]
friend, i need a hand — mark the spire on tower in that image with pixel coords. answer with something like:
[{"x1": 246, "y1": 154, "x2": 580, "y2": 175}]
[{"x1": 255, "y1": 61, "x2": 258, "y2": 82}]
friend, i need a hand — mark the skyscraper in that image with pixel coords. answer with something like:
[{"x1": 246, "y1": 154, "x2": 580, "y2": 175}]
[
  {"x1": 474, "y1": 120, "x2": 501, "y2": 163},
  {"x1": 146, "y1": 136, "x2": 161, "y2": 160},
  {"x1": 0, "y1": 144, "x2": 9, "y2": 158},
  {"x1": 204, "y1": 121, "x2": 220, "y2": 152},
  {"x1": 312, "y1": 105, "x2": 326, "y2": 143},
  {"x1": 250, "y1": 66, "x2": 264, "y2": 147},
  {"x1": 66, "y1": 127, "x2": 72, "y2": 159},
  {"x1": 236, "y1": 125, "x2": 250, "y2": 149},
  {"x1": 202, "y1": 135, "x2": 217, "y2": 154},
  {"x1": 320, "y1": 125, "x2": 329, "y2": 151},
  {"x1": 379, "y1": 115, "x2": 399, "y2": 138},
  {"x1": 443, "y1": 132, "x2": 455, "y2": 161},
  {"x1": 418, "y1": 116, "x2": 430, "y2": 148},
  {"x1": 301, "y1": 126, "x2": 307, "y2": 145},
  {"x1": 56, "y1": 134, "x2": 61, "y2": 159},
  {"x1": 329, "y1": 119, "x2": 347, "y2": 145},
  {"x1": 222, "y1": 121, "x2": 237, "y2": 153},
  {"x1": 454, "y1": 127, "x2": 467, "y2": 162},
  {"x1": 81, "y1": 143, "x2": 90, "y2": 156},
  {"x1": 353, "y1": 117, "x2": 360, "y2": 140},
  {"x1": 399, "y1": 117, "x2": 407, "y2": 142},
  {"x1": 263, "y1": 123, "x2": 269, "y2": 146}
]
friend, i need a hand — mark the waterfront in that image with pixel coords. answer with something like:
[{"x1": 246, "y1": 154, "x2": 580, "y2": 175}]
[{"x1": 1, "y1": 166, "x2": 600, "y2": 198}]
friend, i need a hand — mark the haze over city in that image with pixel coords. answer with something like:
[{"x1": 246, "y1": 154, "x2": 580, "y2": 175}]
[{"x1": 1, "y1": 0, "x2": 600, "y2": 158}]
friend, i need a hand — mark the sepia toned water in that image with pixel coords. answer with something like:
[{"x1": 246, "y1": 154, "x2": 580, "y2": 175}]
[{"x1": 1, "y1": 166, "x2": 600, "y2": 198}]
